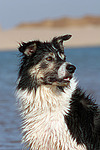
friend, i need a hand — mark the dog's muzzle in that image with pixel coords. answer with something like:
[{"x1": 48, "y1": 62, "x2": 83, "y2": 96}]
[
  {"x1": 43, "y1": 62, "x2": 76, "y2": 87},
  {"x1": 58, "y1": 62, "x2": 76, "y2": 82}
]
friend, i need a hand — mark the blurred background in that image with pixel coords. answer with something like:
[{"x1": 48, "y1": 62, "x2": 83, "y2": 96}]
[{"x1": 0, "y1": 0, "x2": 100, "y2": 149}]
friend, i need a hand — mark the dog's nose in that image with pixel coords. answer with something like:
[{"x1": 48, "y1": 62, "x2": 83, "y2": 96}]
[{"x1": 66, "y1": 64, "x2": 76, "y2": 73}]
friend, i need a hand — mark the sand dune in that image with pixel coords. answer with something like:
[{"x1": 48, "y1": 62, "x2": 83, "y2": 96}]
[
  {"x1": 17, "y1": 16, "x2": 100, "y2": 28},
  {"x1": 0, "y1": 16, "x2": 100, "y2": 51}
]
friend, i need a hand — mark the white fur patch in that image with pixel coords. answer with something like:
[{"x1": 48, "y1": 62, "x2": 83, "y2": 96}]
[
  {"x1": 52, "y1": 45, "x2": 58, "y2": 51},
  {"x1": 58, "y1": 62, "x2": 67, "y2": 79},
  {"x1": 58, "y1": 52, "x2": 65, "y2": 60},
  {"x1": 16, "y1": 78, "x2": 86, "y2": 150}
]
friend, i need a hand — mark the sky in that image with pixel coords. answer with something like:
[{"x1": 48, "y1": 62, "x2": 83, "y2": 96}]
[{"x1": 0, "y1": 0, "x2": 100, "y2": 29}]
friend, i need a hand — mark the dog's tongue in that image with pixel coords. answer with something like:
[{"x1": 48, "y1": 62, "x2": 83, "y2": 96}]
[
  {"x1": 63, "y1": 77, "x2": 70, "y2": 82},
  {"x1": 63, "y1": 75, "x2": 72, "y2": 81}
]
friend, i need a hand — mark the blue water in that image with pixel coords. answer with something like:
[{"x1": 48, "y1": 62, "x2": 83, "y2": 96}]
[{"x1": 0, "y1": 47, "x2": 100, "y2": 150}]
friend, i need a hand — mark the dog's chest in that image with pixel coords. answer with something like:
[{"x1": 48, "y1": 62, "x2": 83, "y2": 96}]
[
  {"x1": 17, "y1": 86, "x2": 86, "y2": 149},
  {"x1": 26, "y1": 110, "x2": 86, "y2": 150}
]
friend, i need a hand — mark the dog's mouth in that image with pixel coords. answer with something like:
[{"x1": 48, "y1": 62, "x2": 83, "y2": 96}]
[
  {"x1": 51, "y1": 75, "x2": 72, "y2": 87},
  {"x1": 63, "y1": 75, "x2": 72, "y2": 82}
]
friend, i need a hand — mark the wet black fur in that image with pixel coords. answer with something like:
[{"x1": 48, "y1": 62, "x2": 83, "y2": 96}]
[
  {"x1": 17, "y1": 35, "x2": 100, "y2": 149},
  {"x1": 65, "y1": 88, "x2": 100, "y2": 150}
]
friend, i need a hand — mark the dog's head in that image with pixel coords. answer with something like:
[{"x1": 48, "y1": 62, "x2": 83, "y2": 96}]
[{"x1": 18, "y1": 35, "x2": 76, "y2": 91}]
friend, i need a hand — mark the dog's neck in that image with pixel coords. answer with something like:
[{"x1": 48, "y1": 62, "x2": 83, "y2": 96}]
[{"x1": 17, "y1": 78, "x2": 77, "y2": 115}]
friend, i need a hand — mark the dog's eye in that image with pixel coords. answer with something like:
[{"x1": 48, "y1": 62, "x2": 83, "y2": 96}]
[{"x1": 46, "y1": 56, "x2": 53, "y2": 61}]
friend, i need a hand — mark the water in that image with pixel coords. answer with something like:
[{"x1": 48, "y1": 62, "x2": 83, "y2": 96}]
[
  {"x1": 0, "y1": 52, "x2": 22, "y2": 150},
  {"x1": 0, "y1": 47, "x2": 100, "y2": 150}
]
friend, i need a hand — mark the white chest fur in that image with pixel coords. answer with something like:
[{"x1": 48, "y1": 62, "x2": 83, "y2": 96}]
[{"x1": 17, "y1": 79, "x2": 86, "y2": 150}]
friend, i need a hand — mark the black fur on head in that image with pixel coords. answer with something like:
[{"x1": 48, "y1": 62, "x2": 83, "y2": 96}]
[
  {"x1": 17, "y1": 34, "x2": 73, "y2": 91},
  {"x1": 52, "y1": 34, "x2": 72, "y2": 52},
  {"x1": 18, "y1": 34, "x2": 72, "y2": 56}
]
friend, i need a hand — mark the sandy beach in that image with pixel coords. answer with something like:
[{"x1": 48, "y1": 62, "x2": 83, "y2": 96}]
[{"x1": 0, "y1": 26, "x2": 100, "y2": 51}]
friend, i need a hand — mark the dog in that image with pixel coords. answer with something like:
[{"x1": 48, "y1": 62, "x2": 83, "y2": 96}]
[{"x1": 16, "y1": 35, "x2": 100, "y2": 150}]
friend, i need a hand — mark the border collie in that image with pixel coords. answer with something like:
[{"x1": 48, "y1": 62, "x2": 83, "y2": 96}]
[{"x1": 16, "y1": 35, "x2": 100, "y2": 150}]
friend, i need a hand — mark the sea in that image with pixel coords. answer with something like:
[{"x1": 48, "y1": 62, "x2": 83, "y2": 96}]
[{"x1": 0, "y1": 46, "x2": 100, "y2": 150}]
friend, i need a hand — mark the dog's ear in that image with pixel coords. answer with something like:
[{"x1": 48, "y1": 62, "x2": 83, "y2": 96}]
[
  {"x1": 18, "y1": 41, "x2": 38, "y2": 56},
  {"x1": 52, "y1": 34, "x2": 72, "y2": 51}
]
